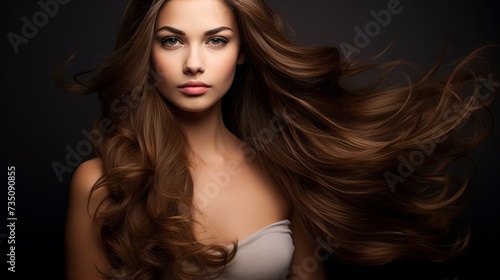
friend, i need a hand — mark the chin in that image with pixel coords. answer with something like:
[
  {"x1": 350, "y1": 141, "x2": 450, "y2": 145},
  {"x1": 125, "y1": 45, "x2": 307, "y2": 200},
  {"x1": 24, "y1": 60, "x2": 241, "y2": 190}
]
[
  {"x1": 171, "y1": 102, "x2": 219, "y2": 114},
  {"x1": 179, "y1": 107, "x2": 213, "y2": 113}
]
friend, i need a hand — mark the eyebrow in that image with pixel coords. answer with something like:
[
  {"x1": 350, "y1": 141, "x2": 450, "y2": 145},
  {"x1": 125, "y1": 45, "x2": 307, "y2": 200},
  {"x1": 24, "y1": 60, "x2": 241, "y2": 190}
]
[{"x1": 155, "y1": 26, "x2": 233, "y2": 36}]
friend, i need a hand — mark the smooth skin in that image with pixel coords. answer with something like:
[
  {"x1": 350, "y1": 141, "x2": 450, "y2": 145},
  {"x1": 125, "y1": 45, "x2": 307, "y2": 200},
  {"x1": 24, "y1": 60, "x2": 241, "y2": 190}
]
[{"x1": 65, "y1": 0, "x2": 327, "y2": 279}]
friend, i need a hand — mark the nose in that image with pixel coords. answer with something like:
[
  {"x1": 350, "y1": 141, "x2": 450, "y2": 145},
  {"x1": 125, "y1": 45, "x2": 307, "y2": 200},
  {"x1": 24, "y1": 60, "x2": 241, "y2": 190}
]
[{"x1": 183, "y1": 45, "x2": 205, "y2": 75}]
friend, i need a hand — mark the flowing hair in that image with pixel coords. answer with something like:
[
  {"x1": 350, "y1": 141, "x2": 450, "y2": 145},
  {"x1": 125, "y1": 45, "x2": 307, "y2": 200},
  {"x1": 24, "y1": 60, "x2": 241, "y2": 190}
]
[{"x1": 54, "y1": 0, "x2": 498, "y2": 279}]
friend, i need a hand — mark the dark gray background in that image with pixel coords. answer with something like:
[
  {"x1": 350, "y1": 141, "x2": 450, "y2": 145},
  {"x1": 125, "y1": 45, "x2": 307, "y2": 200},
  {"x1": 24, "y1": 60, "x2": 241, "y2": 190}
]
[{"x1": 2, "y1": 0, "x2": 499, "y2": 279}]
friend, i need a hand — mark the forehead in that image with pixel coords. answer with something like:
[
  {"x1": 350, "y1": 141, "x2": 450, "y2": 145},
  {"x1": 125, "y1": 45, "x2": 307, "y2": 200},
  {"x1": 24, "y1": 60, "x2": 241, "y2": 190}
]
[{"x1": 155, "y1": 0, "x2": 237, "y2": 31}]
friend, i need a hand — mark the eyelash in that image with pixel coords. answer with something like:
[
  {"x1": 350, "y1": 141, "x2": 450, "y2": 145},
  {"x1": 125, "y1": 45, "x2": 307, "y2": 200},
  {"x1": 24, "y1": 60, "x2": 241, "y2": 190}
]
[
  {"x1": 161, "y1": 37, "x2": 181, "y2": 47},
  {"x1": 160, "y1": 37, "x2": 229, "y2": 48}
]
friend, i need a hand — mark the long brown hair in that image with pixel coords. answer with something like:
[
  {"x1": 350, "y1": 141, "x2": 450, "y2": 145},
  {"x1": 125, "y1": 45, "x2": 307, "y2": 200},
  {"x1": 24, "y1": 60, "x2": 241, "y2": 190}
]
[{"x1": 54, "y1": 0, "x2": 498, "y2": 279}]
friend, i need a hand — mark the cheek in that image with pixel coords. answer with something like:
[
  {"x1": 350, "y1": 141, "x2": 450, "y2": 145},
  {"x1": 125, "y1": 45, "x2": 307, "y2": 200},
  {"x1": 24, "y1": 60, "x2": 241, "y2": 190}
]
[
  {"x1": 151, "y1": 51, "x2": 176, "y2": 86},
  {"x1": 211, "y1": 53, "x2": 239, "y2": 83},
  {"x1": 151, "y1": 59, "x2": 177, "y2": 102},
  {"x1": 152, "y1": 62, "x2": 169, "y2": 82}
]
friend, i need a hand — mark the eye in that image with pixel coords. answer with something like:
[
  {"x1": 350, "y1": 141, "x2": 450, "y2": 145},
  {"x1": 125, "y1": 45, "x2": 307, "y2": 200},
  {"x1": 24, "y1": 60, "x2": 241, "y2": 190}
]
[
  {"x1": 161, "y1": 37, "x2": 182, "y2": 47},
  {"x1": 207, "y1": 37, "x2": 228, "y2": 47}
]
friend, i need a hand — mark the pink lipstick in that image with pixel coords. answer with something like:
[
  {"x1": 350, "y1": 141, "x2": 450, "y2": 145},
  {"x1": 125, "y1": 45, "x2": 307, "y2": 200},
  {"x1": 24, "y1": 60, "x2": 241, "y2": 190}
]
[{"x1": 178, "y1": 81, "x2": 211, "y2": 96}]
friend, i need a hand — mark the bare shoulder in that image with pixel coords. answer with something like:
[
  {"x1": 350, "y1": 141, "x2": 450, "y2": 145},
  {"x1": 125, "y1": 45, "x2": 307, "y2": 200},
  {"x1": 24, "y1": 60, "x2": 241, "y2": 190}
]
[
  {"x1": 68, "y1": 157, "x2": 106, "y2": 214},
  {"x1": 71, "y1": 157, "x2": 104, "y2": 189},
  {"x1": 65, "y1": 157, "x2": 112, "y2": 279}
]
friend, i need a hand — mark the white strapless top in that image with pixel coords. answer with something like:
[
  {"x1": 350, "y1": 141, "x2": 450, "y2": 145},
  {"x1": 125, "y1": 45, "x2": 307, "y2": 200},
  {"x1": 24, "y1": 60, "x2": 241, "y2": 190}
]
[{"x1": 214, "y1": 219, "x2": 294, "y2": 279}]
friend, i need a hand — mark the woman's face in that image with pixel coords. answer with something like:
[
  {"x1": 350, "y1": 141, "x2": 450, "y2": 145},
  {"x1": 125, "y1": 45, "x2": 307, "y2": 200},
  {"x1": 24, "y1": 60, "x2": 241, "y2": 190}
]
[{"x1": 151, "y1": 0, "x2": 244, "y2": 113}]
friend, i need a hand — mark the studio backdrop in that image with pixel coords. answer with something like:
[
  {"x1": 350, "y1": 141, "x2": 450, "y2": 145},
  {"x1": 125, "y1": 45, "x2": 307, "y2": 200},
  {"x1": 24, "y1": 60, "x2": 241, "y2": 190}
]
[{"x1": 2, "y1": 0, "x2": 499, "y2": 279}]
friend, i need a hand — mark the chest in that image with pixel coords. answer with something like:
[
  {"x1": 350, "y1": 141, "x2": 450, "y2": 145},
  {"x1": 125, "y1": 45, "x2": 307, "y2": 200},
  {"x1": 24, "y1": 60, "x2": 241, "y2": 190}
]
[{"x1": 190, "y1": 159, "x2": 290, "y2": 245}]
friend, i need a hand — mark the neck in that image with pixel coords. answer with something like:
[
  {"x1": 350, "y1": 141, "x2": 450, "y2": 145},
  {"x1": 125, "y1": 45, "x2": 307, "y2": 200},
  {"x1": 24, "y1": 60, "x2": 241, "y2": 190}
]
[{"x1": 174, "y1": 102, "x2": 239, "y2": 164}]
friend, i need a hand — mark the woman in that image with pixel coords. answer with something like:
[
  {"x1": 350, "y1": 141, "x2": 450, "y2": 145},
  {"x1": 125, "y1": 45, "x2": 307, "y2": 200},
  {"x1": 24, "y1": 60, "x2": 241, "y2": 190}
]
[{"x1": 57, "y1": 0, "x2": 497, "y2": 279}]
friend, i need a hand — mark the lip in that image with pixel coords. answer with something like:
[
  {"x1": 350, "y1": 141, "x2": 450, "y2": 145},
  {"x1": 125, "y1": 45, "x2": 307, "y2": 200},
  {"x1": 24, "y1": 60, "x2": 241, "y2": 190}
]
[{"x1": 178, "y1": 81, "x2": 211, "y2": 96}]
